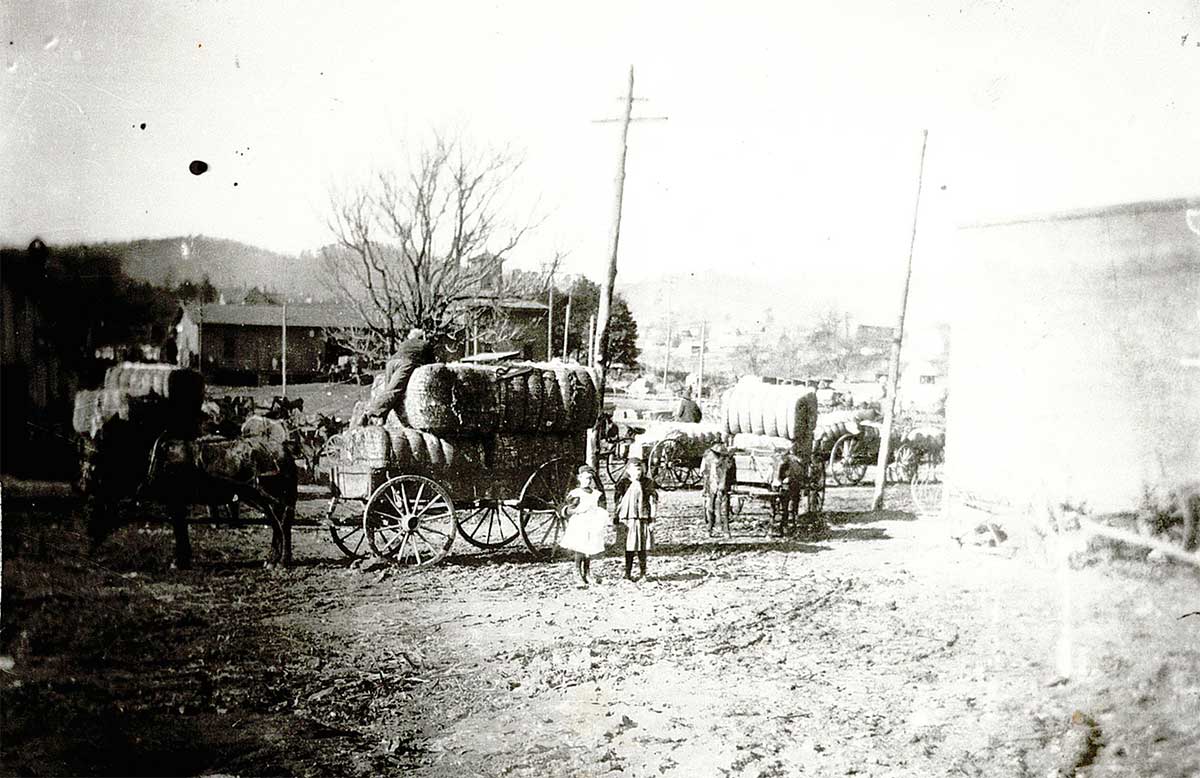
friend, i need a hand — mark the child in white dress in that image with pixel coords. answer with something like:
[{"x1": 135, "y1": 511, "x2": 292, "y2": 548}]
[{"x1": 559, "y1": 465, "x2": 609, "y2": 586}]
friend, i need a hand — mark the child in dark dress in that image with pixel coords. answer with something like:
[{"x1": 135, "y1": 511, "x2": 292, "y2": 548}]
[{"x1": 613, "y1": 458, "x2": 659, "y2": 581}]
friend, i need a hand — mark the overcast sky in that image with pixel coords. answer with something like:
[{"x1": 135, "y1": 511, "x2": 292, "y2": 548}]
[{"x1": 3, "y1": 0, "x2": 1198, "y2": 301}]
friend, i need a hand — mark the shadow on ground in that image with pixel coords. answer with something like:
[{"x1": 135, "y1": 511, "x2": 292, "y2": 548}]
[{"x1": 825, "y1": 509, "x2": 917, "y2": 525}]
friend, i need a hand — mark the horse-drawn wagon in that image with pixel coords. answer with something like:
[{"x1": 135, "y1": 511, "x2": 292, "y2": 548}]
[
  {"x1": 322, "y1": 361, "x2": 599, "y2": 566},
  {"x1": 627, "y1": 421, "x2": 724, "y2": 490},
  {"x1": 815, "y1": 410, "x2": 889, "y2": 487},
  {"x1": 814, "y1": 409, "x2": 945, "y2": 496},
  {"x1": 712, "y1": 381, "x2": 826, "y2": 535}
]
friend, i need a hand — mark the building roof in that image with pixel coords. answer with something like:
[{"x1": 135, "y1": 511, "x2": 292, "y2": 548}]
[
  {"x1": 189, "y1": 296, "x2": 547, "y2": 329},
  {"x1": 191, "y1": 303, "x2": 362, "y2": 328}
]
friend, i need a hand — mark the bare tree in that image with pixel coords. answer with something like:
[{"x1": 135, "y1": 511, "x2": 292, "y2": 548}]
[{"x1": 322, "y1": 134, "x2": 537, "y2": 361}]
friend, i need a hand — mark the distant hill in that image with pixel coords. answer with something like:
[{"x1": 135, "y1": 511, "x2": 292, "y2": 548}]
[{"x1": 93, "y1": 236, "x2": 329, "y2": 301}]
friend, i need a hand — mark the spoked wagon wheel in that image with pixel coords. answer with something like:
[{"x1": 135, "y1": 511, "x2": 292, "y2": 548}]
[
  {"x1": 649, "y1": 438, "x2": 696, "y2": 491},
  {"x1": 518, "y1": 458, "x2": 577, "y2": 559},
  {"x1": 910, "y1": 452, "x2": 944, "y2": 517},
  {"x1": 828, "y1": 434, "x2": 868, "y2": 486},
  {"x1": 893, "y1": 443, "x2": 919, "y2": 484},
  {"x1": 457, "y1": 501, "x2": 523, "y2": 549},
  {"x1": 364, "y1": 475, "x2": 456, "y2": 566},
  {"x1": 326, "y1": 496, "x2": 368, "y2": 560},
  {"x1": 318, "y1": 433, "x2": 347, "y2": 470},
  {"x1": 604, "y1": 441, "x2": 630, "y2": 484}
]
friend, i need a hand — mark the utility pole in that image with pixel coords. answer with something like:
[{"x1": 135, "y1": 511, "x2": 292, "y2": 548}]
[
  {"x1": 587, "y1": 314, "x2": 597, "y2": 366},
  {"x1": 698, "y1": 320, "x2": 707, "y2": 401},
  {"x1": 281, "y1": 301, "x2": 288, "y2": 396},
  {"x1": 197, "y1": 307, "x2": 203, "y2": 371},
  {"x1": 547, "y1": 285, "x2": 554, "y2": 362},
  {"x1": 871, "y1": 130, "x2": 928, "y2": 511},
  {"x1": 562, "y1": 288, "x2": 572, "y2": 360},
  {"x1": 587, "y1": 65, "x2": 668, "y2": 470}
]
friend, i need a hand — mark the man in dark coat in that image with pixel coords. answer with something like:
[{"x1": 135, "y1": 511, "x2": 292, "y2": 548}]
[
  {"x1": 351, "y1": 328, "x2": 436, "y2": 426},
  {"x1": 673, "y1": 386, "x2": 703, "y2": 423}
]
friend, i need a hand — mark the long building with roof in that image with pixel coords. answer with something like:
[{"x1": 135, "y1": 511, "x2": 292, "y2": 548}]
[{"x1": 178, "y1": 297, "x2": 550, "y2": 384}]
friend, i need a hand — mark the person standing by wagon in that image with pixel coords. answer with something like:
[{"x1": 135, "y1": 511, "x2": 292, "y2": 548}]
[
  {"x1": 559, "y1": 465, "x2": 609, "y2": 587},
  {"x1": 613, "y1": 458, "x2": 659, "y2": 581}
]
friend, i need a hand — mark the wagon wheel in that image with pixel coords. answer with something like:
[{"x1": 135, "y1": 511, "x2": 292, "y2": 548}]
[
  {"x1": 828, "y1": 434, "x2": 868, "y2": 486},
  {"x1": 648, "y1": 438, "x2": 694, "y2": 491},
  {"x1": 893, "y1": 443, "x2": 919, "y2": 484},
  {"x1": 326, "y1": 495, "x2": 368, "y2": 559},
  {"x1": 364, "y1": 475, "x2": 456, "y2": 566},
  {"x1": 319, "y1": 433, "x2": 347, "y2": 468},
  {"x1": 910, "y1": 451, "x2": 944, "y2": 517},
  {"x1": 518, "y1": 458, "x2": 577, "y2": 559},
  {"x1": 457, "y1": 501, "x2": 523, "y2": 549},
  {"x1": 603, "y1": 442, "x2": 627, "y2": 485}
]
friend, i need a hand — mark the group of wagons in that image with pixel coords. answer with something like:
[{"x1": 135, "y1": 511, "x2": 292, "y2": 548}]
[
  {"x1": 71, "y1": 359, "x2": 943, "y2": 568},
  {"x1": 322, "y1": 365, "x2": 836, "y2": 566}
]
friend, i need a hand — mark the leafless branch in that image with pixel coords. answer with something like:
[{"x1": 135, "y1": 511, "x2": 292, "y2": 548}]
[{"x1": 322, "y1": 133, "x2": 539, "y2": 363}]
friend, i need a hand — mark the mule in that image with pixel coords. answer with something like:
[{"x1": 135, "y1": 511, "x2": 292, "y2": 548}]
[
  {"x1": 82, "y1": 414, "x2": 297, "y2": 569},
  {"x1": 701, "y1": 445, "x2": 737, "y2": 537},
  {"x1": 769, "y1": 450, "x2": 819, "y2": 537}
]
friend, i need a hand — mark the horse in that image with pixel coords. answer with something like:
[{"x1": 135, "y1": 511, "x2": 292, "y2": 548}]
[
  {"x1": 82, "y1": 412, "x2": 297, "y2": 569},
  {"x1": 701, "y1": 445, "x2": 737, "y2": 536}
]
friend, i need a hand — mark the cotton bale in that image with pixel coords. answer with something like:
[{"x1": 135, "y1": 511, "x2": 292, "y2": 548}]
[
  {"x1": 721, "y1": 382, "x2": 818, "y2": 452},
  {"x1": 345, "y1": 425, "x2": 391, "y2": 467},
  {"x1": 71, "y1": 388, "x2": 131, "y2": 438},
  {"x1": 947, "y1": 199, "x2": 1200, "y2": 531},
  {"x1": 384, "y1": 424, "x2": 488, "y2": 472},
  {"x1": 403, "y1": 362, "x2": 600, "y2": 435}
]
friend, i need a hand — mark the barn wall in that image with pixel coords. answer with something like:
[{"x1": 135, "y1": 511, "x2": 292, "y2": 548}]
[
  {"x1": 946, "y1": 201, "x2": 1200, "y2": 520},
  {"x1": 202, "y1": 323, "x2": 326, "y2": 378}
]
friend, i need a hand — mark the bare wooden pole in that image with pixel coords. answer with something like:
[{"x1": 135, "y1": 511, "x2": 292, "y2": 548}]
[
  {"x1": 588, "y1": 66, "x2": 637, "y2": 471},
  {"x1": 698, "y1": 319, "x2": 706, "y2": 400},
  {"x1": 547, "y1": 286, "x2": 554, "y2": 361},
  {"x1": 282, "y1": 297, "x2": 289, "y2": 396},
  {"x1": 587, "y1": 314, "x2": 597, "y2": 366},
  {"x1": 871, "y1": 130, "x2": 928, "y2": 511},
  {"x1": 562, "y1": 289, "x2": 572, "y2": 360}
]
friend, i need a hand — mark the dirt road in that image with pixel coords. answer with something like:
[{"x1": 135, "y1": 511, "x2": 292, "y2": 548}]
[{"x1": 2, "y1": 485, "x2": 1198, "y2": 777}]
